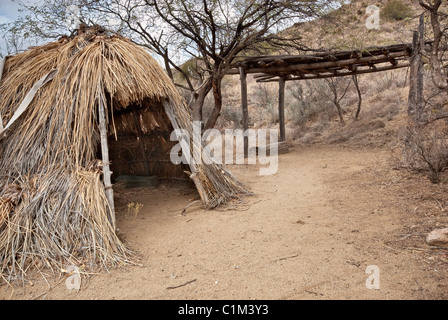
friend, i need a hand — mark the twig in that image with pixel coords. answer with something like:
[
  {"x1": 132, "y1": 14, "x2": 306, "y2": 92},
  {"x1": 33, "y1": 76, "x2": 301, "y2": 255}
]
[
  {"x1": 216, "y1": 199, "x2": 262, "y2": 212},
  {"x1": 398, "y1": 233, "x2": 426, "y2": 241},
  {"x1": 180, "y1": 200, "x2": 202, "y2": 216},
  {"x1": 431, "y1": 197, "x2": 445, "y2": 212},
  {"x1": 170, "y1": 200, "x2": 202, "y2": 215},
  {"x1": 282, "y1": 281, "x2": 328, "y2": 299},
  {"x1": 166, "y1": 279, "x2": 197, "y2": 290},
  {"x1": 275, "y1": 253, "x2": 299, "y2": 262}
]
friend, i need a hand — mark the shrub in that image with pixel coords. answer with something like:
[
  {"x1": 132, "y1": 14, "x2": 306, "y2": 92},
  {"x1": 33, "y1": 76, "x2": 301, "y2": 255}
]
[
  {"x1": 254, "y1": 83, "x2": 279, "y2": 125},
  {"x1": 381, "y1": 0, "x2": 413, "y2": 21},
  {"x1": 401, "y1": 120, "x2": 448, "y2": 183},
  {"x1": 286, "y1": 83, "x2": 313, "y2": 129}
]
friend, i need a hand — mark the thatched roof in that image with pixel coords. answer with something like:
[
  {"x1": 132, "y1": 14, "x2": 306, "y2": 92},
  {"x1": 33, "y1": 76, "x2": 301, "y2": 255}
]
[{"x1": 0, "y1": 27, "x2": 249, "y2": 281}]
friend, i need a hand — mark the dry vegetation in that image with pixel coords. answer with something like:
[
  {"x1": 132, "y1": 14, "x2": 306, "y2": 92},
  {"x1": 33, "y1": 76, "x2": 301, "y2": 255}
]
[
  {"x1": 1, "y1": 0, "x2": 448, "y2": 300},
  {"x1": 0, "y1": 27, "x2": 250, "y2": 284},
  {"x1": 208, "y1": 0, "x2": 447, "y2": 185}
]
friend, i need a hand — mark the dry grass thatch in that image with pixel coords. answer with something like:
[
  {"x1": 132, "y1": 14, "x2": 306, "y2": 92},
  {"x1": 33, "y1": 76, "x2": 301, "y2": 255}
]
[{"x1": 0, "y1": 27, "x2": 249, "y2": 282}]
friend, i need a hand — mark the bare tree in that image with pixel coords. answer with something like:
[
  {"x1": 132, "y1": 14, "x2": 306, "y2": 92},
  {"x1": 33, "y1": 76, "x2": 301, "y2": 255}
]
[
  {"x1": 127, "y1": 0, "x2": 342, "y2": 130},
  {"x1": 2, "y1": 0, "x2": 343, "y2": 130},
  {"x1": 419, "y1": 0, "x2": 448, "y2": 93},
  {"x1": 323, "y1": 77, "x2": 351, "y2": 126}
]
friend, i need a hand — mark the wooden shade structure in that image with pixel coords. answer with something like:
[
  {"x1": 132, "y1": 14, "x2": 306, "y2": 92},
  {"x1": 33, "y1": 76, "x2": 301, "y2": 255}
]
[{"x1": 229, "y1": 43, "x2": 413, "y2": 144}]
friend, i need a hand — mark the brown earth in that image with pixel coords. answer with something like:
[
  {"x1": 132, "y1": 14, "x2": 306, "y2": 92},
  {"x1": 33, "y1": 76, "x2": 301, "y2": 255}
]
[{"x1": 1, "y1": 144, "x2": 448, "y2": 300}]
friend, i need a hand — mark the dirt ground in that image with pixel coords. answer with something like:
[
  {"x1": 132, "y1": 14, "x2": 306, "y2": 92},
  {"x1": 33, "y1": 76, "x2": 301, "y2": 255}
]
[{"x1": 1, "y1": 144, "x2": 448, "y2": 300}]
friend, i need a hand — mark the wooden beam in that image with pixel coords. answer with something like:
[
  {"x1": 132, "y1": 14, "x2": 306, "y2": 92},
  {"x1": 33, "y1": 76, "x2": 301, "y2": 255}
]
[
  {"x1": 327, "y1": 54, "x2": 338, "y2": 62},
  {"x1": 278, "y1": 76, "x2": 286, "y2": 142},
  {"x1": 254, "y1": 73, "x2": 276, "y2": 79},
  {"x1": 228, "y1": 51, "x2": 410, "y2": 75},
  {"x1": 239, "y1": 67, "x2": 249, "y2": 158},
  {"x1": 368, "y1": 62, "x2": 377, "y2": 69},
  {"x1": 254, "y1": 75, "x2": 278, "y2": 82},
  {"x1": 258, "y1": 62, "x2": 410, "y2": 82},
  {"x1": 98, "y1": 93, "x2": 116, "y2": 230}
]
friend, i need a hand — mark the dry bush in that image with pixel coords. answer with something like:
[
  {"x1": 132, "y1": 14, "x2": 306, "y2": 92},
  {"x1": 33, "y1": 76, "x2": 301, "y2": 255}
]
[
  {"x1": 401, "y1": 120, "x2": 448, "y2": 183},
  {"x1": 325, "y1": 119, "x2": 386, "y2": 144},
  {"x1": 286, "y1": 82, "x2": 313, "y2": 129},
  {"x1": 218, "y1": 105, "x2": 243, "y2": 129},
  {"x1": 253, "y1": 83, "x2": 279, "y2": 125},
  {"x1": 381, "y1": 0, "x2": 413, "y2": 21},
  {"x1": 287, "y1": 80, "x2": 335, "y2": 126}
]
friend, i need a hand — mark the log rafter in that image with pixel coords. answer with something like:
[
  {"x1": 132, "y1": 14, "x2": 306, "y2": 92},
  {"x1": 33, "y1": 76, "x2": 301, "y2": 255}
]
[{"x1": 228, "y1": 43, "x2": 414, "y2": 82}]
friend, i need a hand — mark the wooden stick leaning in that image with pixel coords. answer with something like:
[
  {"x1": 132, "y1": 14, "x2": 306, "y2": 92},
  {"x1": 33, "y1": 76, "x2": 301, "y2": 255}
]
[{"x1": 98, "y1": 90, "x2": 116, "y2": 230}]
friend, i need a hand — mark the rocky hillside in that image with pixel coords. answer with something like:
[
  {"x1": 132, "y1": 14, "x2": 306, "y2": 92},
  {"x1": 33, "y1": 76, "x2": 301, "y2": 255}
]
[{"x1": 287, "y1": 0, "x2": 423, "y2": 51}]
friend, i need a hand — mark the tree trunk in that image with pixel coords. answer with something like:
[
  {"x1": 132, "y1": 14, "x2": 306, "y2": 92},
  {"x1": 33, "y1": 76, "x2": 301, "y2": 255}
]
[
  {"x1": 425, "y1": 0, "x2": 448, "y2": 93},
  {"x1": 335, "y1": 101, "x2": 346, "y2": 126},
  {"x1": 408, "y1": 14, "x2": 425, "y2": 120},
  {"x1": 353, "y1": 74, "x2": 362, "y2": 121},
  {"x1": 204, "y1": 74, "x2": 223, "y2": 131},
  {"x1": 190, "y1": 77, "x2": 213, "y2": 124}
]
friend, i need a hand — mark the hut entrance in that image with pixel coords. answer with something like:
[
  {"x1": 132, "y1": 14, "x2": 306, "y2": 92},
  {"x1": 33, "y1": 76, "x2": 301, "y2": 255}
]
[{"x1": 104, "y1": 97, "x2": 192, "y2": 189}]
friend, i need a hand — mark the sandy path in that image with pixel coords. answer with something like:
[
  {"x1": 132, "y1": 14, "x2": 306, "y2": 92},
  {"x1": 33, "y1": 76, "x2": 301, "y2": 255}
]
[{"x1": 2, "y1": 145, "x2": 448, "y2": 300}]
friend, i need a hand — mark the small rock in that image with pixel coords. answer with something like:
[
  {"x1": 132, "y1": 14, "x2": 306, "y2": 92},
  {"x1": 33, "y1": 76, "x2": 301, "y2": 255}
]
[{"x1": 426, "y1": 228, "x2": 448, "y2": 247}]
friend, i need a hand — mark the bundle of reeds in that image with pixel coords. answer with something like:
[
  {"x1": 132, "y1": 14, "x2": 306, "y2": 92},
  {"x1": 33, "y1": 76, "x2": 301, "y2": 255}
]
[{"x1": 163, "y1": 101, "x2": 251, "y2": 209}]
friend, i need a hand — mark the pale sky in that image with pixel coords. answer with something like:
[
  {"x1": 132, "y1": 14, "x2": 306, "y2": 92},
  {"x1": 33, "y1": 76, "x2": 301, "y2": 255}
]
[
  {"x1": 0, "y1": 0, "x2": 20, "y2": 24},
  {"x1": 0, "y1": 0, "x2": 23, "y2": 55}
]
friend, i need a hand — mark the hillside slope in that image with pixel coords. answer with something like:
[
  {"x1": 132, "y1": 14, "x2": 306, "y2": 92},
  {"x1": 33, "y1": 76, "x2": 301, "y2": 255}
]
[{"x1": 287, "y1": 0, "x2": 422, "y2": 51}]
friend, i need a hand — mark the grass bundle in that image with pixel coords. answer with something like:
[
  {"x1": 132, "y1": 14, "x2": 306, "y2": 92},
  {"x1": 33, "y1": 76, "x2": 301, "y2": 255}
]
[{"x1": 0, "y1": 167, "x2": 133, "y2": 281}]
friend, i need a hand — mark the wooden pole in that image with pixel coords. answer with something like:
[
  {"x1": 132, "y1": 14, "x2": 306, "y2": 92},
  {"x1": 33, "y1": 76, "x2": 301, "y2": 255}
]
[
  {"x1": 239, "y1": 67, "x2": 249, "y2": 157},
  {"x1": 98, "y1": 94, "x2": 116, "y2": 230},
  {"x1": 228, "y1": 51, "x2": 410, "y2": 75},
  {"x1": 258, "y1": 63, "x2": 410, "y2": 82},
  {"x1": 408, "y1": 14, "x2": 424, "y2": 120},
  {"x1": 278, "y1": 76, "x2": 286, "y2": 142}
]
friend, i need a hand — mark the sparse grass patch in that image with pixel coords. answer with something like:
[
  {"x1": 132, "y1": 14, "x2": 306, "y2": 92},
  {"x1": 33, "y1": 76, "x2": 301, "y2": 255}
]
[{"x1": 381, "y1": 0, "x2": 413, "y2": 21}]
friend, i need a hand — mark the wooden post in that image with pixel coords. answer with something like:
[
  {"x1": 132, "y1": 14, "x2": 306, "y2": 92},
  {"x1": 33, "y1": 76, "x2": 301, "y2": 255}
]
[
  {"x1": 408, "y1": 14, "x2": 424, "y2": 120},
  {"x1": 239, "y1": 67, "x2": 249, "y2": 157},
  {"x1": 98, "y1": 94, "x2": 116, "y2": 230},
  {"x1": 278, "y1": 76, "x2": 286, "y2": 142}
]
